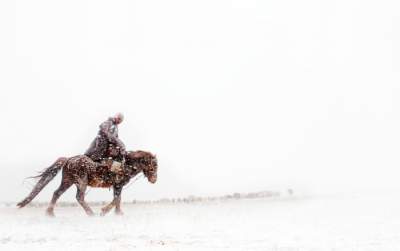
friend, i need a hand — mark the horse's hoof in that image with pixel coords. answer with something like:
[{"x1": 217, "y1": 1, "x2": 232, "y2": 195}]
[
  {"x1": 100, "y1": 209, "x2": 107, "y2": 217},
  {"x1": 115, "y1": 210, "x2": 124, "y2": 216},
  {"x1": 87, "y1": 211, "x2": 95, "y2": 217},
  {"x1": 46, "y1": 209, "x2": 55, "y2": 217}
]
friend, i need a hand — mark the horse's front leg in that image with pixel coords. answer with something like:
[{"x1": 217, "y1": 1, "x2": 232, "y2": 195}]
[
  {"x1": 100, "y1": 184, "x2": 123, "y2": 216},
  {"x1": 100, "y1": 200, "x2": 115, "y2": 216},
  {"x1": 114, "y1": 185, "x2": 124, "y2": 215}
]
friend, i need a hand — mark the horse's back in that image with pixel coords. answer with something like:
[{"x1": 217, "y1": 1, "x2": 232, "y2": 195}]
[
  {"x1": 63, "y1": 155, "x2": 115, "y2": 188},
  {"x1": 64, "y1": 155, "x2": 96, "y2": 174}
]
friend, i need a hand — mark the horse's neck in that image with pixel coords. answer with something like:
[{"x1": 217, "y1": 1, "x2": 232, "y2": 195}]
[{"x1": 125, "y1": 162, "x2": 142, "y2": 177}]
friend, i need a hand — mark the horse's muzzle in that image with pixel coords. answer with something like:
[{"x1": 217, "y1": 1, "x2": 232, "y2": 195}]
[{"x1": 148, "y1": 176, "x2": 157, "y2": 184}]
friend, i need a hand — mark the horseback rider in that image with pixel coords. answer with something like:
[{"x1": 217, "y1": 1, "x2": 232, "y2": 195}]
[{"x1": 85, "y1": 113, "x2": 126, "y2": 163}]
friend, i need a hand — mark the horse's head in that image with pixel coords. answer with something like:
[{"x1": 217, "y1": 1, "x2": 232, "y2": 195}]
[{"x1": 126, "y1": 150, "x2": 158, "y2": 183}]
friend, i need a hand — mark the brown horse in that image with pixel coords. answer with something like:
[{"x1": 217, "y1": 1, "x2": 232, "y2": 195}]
[{"x1": 17, "y1": 150, "x2": 158, "y2": 216}]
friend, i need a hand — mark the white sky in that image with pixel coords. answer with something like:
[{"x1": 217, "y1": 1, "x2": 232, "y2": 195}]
[{"x1": 1, "y1": 0, "x2": 400, "y2": 202}]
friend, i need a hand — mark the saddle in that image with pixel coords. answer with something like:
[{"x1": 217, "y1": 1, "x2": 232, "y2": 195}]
[
  {"x1": 91, "y1": 144, "x2": 125, "y2": 184},
  {"x1": 102, "y1": 159, "x2": 124, "y2": 175}
]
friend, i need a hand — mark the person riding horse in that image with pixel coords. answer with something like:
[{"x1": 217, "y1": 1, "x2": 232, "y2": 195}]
[
  {"x1": 85, "y1": 113, "x2": 126, "y2": 164},
  {"x1": 18, "y1": 112, "x2": 158, "y2": 216}
]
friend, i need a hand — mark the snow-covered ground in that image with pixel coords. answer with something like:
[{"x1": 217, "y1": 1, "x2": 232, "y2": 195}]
[{"x1": 1, "y1": 192, "x2": 400, "y2": 251}]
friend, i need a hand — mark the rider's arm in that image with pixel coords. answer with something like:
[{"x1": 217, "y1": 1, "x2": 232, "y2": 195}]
[
  {"x1": 100, "y1": 120, "x2": 126, "y2": 151},
  {"x1": 100, "y1": 120, "x2": 118, "y2": 143},
  {"x1": 115, "y1": 138, "x2": 126, "y2": 152}
]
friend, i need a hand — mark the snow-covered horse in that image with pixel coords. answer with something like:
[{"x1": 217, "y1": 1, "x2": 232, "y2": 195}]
[{"x1": 17, "y1": 151, "x2": 158, "y2": 216}]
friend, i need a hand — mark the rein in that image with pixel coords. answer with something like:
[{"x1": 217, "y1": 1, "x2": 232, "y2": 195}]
[
  {"x1": 122, "y1": 158, "x2": 146, "y2": 190},
  {"x1": 123, "y1": 173, "x2": 145, "y2": 191}
]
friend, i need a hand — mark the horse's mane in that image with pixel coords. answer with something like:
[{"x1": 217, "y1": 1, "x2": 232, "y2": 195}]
[{"x1": 127, "y1": 150, "x2": 153, "y2": 160}]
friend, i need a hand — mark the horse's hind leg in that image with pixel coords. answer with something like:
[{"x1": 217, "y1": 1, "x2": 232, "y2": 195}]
[
  {"x1": 46, "y1": 181, "x2": 72, "y2": 217},
  {"x1": 76, "y1": 181, "x2": 94, "y2": 216}
]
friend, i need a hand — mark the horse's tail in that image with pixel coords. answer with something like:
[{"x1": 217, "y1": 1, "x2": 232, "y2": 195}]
[{"x1": 17, "y1": 157, "x2": 68, "y2": 208}]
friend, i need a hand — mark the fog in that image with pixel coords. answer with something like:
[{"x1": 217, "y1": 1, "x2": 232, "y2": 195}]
[{"x1": 1, "y1": 0, "x2": 399, "y2": 202}]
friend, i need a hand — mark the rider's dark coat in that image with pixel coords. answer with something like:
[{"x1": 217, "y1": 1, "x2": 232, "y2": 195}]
[{"x1": 85, "y1": 118, "x2": 125, "y2": 161}]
